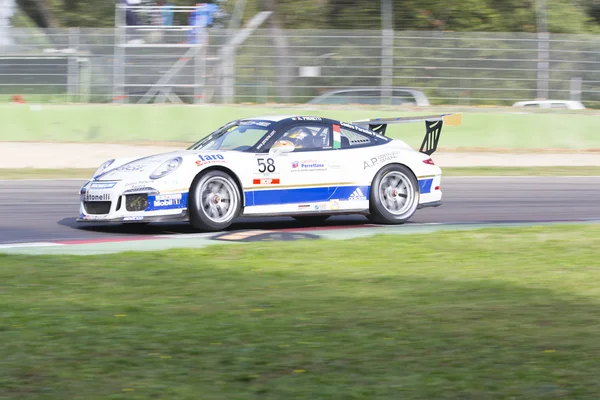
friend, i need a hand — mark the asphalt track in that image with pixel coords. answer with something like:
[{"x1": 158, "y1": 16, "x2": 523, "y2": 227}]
[{"x1": 1, "y1": 177, "x2": 599, "y2": 245}]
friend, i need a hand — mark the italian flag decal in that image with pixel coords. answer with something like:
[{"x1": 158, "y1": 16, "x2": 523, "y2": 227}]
[{"x1": 333, "y1": 124, "x2": 341, "y2": 149}]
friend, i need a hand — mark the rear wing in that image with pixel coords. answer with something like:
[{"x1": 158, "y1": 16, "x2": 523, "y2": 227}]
[{"x1": 351, "y1": 113, "x2": 462, "y2": 155}]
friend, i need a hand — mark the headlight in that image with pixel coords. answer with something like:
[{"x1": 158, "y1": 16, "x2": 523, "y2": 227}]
[
  {"x1": 150, "y1": 157, "x2": 182, "y2": 180},
  {"x1": 93, "y1": 159, "x2": 115, "y2": 177}
]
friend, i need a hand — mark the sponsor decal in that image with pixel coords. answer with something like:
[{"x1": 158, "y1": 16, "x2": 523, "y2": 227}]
[
  {"x1": 240, "y1": 120, "x2": 272, "y2": 127},
  {"x1": 124, "y1": 186, "x2": 156, "y2": 194},
  {"x1": 81, "y1": 214, "x2": 105, "y2": 220},
  {"x1": 196, "y1": 154, "x2": 225, "y2": 167},
  {"x1": 116, "y1": 164, "x2": 144, "y2": 172},
  {"x1": 85, "y1": 193, "x2": 111, "y2": 201},
  {"x1": 363, "y1": 152, "x2": 400, "y2": 169},
  {"x1": 161, "y1": 178, "x2": 179, "y2": 185},
  {"x1": 291, "y1": 116, "x2": 322, "y2": 121},
  {"x1": 145, "y1": 193, "x2": 188, "y2": 211},
  {"x1": 123, "y1": 181, "x2": 157, "y2": 193},
  {"x1": 291, "y1": 159, "x2": 327, "y2": 172},
  {"x1": 91, "y1": 182, "x2": 117, "y2": 189},
  {"x1": 348, "y1": 187, "x2": 367, "y2": 201},
  {"x1": 340, "y1": 121, "x2": 377, "y2": 136},
  {"x1": 253, "y1": 178, "x2": 280, "y2": 185},
  {"x1": 330, "y1": 199, "x2": 340, "y2": 210},
  {"x1": 314, "y1": 204, "x2": 320, "y2": 210},
  {"x1": 124, "y1": 216, "x2": 144, "y2": 221},
  {"x1": 152, "y1": 193, "x2": 183, "y2": 208},
  {"x1": 256, "y1": 129, "x2": 277, "y2": 150},
  {"x1": 155, "y1": 194, "x2": 182, "y2": 201},
  {"x1": 125, "y1": 181, "x2": 152, "y2": 188},
  {"x1": 153, "y1": 199, "x2": 180, "y2": 207},
  {"x1": 298, "y1": 204, "x2": 311, "y2": 210}
]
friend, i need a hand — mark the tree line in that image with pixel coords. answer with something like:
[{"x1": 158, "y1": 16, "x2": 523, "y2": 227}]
[{"x1": 13, "y1": 0, "x2": 600, "y2": 34}]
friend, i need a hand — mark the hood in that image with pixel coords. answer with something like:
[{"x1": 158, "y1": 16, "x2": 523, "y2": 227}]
[{"x1": 94, "y1": 150, "x2": 187, "y2": 181}]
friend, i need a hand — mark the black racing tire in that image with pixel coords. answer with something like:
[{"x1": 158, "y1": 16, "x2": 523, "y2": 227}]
[
  {"x1": 188, "y1": 170, "x2": 242, "y2": 231},
  {"x1": 367, "y1": 164, "x2": 420, "y2": 224},
  {"x1": 292, "y1": 215, "x2": 331, "y2": 224}
]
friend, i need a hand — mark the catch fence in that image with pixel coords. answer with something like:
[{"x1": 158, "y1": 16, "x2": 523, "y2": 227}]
[{"x1": 1, "y1": 28, "x2": 598, "y2": 107}]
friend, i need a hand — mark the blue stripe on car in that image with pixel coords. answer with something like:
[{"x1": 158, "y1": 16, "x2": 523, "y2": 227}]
[
  {"x1": 243, "y1": 179, "x2": 434, "y2": 207},
  {"x1": 244, "y1": 185, "x2": 370, "y2": 207},
  {"x1": 419, "y1": 178, "x2": 433, "y2": 194}
]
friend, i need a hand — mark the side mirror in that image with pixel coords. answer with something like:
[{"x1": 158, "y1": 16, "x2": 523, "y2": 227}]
[{"x1": 269, "y1": 141, "x2": 295, "y2": 157}]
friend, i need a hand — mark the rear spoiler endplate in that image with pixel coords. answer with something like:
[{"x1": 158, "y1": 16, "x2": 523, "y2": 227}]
[{"x1": 351, "y1": 113, "x2": 462, "y2": 155}]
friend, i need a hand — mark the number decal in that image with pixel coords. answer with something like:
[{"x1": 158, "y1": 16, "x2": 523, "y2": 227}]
[{"x1": 257, "y1": 158, "x2": 276, "y2": 173}]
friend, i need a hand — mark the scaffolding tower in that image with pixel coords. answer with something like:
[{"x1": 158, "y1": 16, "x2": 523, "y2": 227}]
[{"x1": 113, "y1": 2, "x2": 271, "y2": 104}]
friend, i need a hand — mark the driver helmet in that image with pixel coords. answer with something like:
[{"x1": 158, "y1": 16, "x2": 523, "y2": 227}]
[{"x1": 286, "y1": 127, "x2": 314, "y2": 148}]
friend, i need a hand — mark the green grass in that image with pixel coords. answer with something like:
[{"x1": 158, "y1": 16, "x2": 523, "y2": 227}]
[
  {"x1": 3, "y1": 224, "x2": 600, "y2": 399},
  {"x1": 1, "y1": 166, "x2": 599, "y2": 180},
  {"x1": 442, "y1": 166, "x2": 600, "y2": 176},
  {"x1": 1, "y1": 104, "x2": 600, "y2": 150}
]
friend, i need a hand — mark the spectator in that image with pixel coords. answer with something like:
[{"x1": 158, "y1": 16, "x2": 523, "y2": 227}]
[
  {"x1": 154, "y1": 1, "x2": 174, "y2": 26},
  {"x1": 188, "y1": 2, "x2": 221, "y2": 44},
  {"x1": 119, "y1": 0, "x2": 145, "y2": 44}
]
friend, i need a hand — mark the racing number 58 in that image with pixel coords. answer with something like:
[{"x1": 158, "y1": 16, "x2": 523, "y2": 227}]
[{"x1": 257, "y1": 158, "x2": 276, "y2": 173}]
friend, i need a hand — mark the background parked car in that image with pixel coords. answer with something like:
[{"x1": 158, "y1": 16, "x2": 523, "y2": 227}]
[
  {"x1": 308, "y1": 88, "x2": 430, "y2": 106},
  {"x1": 512, "y1": 100, "x2": 586, "y2": 110}
]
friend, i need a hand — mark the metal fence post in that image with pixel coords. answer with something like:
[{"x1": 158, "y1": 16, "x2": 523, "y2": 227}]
[
  {"x1": 381, "y1": 0, "x2": 394, "y2": 104},
  {"x1": 536, "y1": 0, "x2": 549, "y2": 100},
  {"x1": 67, "y1": 27, "x2": 79, "y2": 103},
  {"x1": 113, "y1": 4, "x2": 126, "y2": 103},
  {"x1": 194, "y1": 27, "x2": 207, "y2": 104}
]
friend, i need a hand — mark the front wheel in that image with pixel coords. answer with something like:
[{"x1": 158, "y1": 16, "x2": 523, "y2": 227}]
[
  {"x1": 189, "y1": 170, "x2": 241, "y2": 231},
  {"x1": 367, "y1": 164, "x2": 419, "y2": 224}
]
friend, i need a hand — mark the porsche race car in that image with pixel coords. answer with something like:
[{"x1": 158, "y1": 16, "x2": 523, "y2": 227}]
[{"x1": 77, "y1": 113, "x2": 461, "y2": 230}]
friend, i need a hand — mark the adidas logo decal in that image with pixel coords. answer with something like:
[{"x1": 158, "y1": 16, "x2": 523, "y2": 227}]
[{"x1": 349, "y1": 188, "x2": 367, "y2": 200}]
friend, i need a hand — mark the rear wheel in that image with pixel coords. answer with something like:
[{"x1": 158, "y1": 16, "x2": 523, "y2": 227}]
[
  {"x1": 367, "y1": 164, "x2": 419, "y2": 224},
  {"x1": 189, "y1": 170, "x2": 241, "y2": 231}
]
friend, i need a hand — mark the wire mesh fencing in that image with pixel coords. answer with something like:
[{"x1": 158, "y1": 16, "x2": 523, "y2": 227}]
[{"x1": 0, "y1": 28, "x2": 598, "y2": 107}]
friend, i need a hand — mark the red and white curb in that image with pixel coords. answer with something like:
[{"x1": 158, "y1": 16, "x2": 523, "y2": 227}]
[{"x1": 0, "y1": 223, "x2": 451, "y2": 251}]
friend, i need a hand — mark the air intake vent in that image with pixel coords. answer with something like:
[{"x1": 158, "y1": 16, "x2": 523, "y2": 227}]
[
  {"x1": 126, "y1": 194, "x2": 148, "y2": 212},
  {"x1": 84, "y1": 201, "x2": 111, "y2": 215}
]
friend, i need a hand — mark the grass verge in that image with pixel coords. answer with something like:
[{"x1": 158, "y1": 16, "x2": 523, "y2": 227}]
[
  {"x1": 441, "y1": 166, "x2": 600, "y2": 176},
  {"x1": 1, "y1": 166, "x2": 599, "y2": 180},
  {"x1": 2, "y1": 224, "x2": 600, "y2": 399},
  {"x1": 1, "y1": 104, "x2": 600, "y2": 149}
]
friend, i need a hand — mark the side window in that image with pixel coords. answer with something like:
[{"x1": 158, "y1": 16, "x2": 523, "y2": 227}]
[
  {"x1": 392, "y1": 91, "x2": 416, "y2": 105},
  {"x1": 279, "y1": 125, "x2": 331, "y2": 151},
  {"x1": 335, "y1": 126, "x2": 373, "y2": 148},
  {"x1": 550, "y1": 103, "x2": 567, "y2": 109}
]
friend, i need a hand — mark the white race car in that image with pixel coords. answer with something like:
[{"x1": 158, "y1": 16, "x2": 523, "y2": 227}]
[{"x1": 77, "y1": 113, "x2": 461, "y2": 231}]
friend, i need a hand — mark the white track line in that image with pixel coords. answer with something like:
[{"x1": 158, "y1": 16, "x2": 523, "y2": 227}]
[{"x1": 0, "y1": 242, "x2": 64, "y2": 249}]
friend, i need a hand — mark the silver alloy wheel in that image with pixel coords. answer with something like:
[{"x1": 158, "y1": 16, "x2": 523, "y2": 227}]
[
  {"x1": 378, "y1": 171, "x2": 415, "y2": 216},
  {"x1": 196, "y1": 175, "x2": 238, "y2": 223}
]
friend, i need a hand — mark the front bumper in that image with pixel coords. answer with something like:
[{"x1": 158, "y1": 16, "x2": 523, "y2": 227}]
[
  {"x1": 417, "y1": 200, "x2": 442, "y2": 209},
  {"x1": 77, "y1": 180, "x2": 189, "y2": 224},
  {"x1": 76, "y1": 210, "x2": 188, "y2": 223}
]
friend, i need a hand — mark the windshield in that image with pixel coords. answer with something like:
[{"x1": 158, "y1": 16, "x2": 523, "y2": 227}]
[{"x1": 187, "y1": 120, "x2": 274, "y2": 151}]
